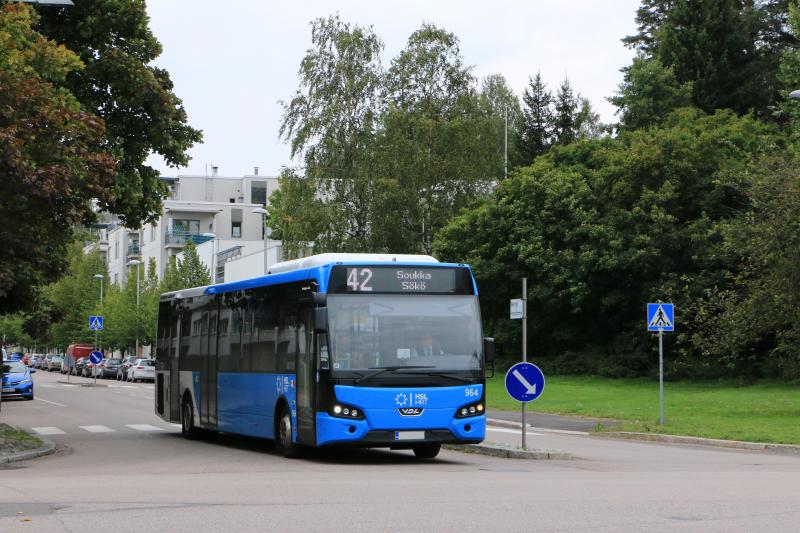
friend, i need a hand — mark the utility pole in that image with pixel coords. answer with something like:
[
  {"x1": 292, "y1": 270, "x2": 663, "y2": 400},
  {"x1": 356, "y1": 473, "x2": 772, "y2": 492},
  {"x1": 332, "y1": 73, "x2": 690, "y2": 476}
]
[{"x1": 504, "y1": 106, "x2": 508, "y2": 180}]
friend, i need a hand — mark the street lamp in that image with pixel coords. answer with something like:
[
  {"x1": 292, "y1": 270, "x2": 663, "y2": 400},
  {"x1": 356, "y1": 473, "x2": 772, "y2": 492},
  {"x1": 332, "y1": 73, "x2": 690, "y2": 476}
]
[
  {"x1": 789, "y1": 90, "x2": 800, "y2": 99},
  {"x1": 253, "y1": 207, "x2": 269, "y2": 275},
  {"x1": 202, "y1": 232, "x2": 217, "y2": 283},
  {"x1": 127, "y1": 259, "x2": 141, "y2": 358}
]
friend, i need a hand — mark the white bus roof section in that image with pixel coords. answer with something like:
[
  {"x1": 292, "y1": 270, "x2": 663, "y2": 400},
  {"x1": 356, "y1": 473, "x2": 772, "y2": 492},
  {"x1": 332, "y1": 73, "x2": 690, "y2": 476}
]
[{"x1": 268, "y1": 253, "x2": 439, "y2": 275}]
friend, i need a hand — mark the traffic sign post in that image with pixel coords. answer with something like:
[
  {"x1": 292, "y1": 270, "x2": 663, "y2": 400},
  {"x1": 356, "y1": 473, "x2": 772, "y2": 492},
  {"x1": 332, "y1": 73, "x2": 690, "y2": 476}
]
[
  {"x1": 89, "y1": 350, "x2": 103, "y2": 385},
  {"x1": 647, "y1": 303, "x2": 674, "y2": 425},
  {"x1": 505, "y1": 362, "x2": 545, "y2": 450},
  {"x1": 89, "y1": 316, "x2": 104, "y2": 384}
]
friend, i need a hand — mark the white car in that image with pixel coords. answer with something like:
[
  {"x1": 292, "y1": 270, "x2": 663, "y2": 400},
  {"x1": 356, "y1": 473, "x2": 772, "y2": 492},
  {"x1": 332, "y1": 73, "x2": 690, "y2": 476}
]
[{"x1": 127, "y1": 359, "x2": 155, "y2": 382}]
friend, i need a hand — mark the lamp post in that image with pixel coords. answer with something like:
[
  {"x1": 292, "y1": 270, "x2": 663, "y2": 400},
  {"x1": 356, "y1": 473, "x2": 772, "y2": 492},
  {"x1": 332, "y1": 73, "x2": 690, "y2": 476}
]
[
  {"x1": 253, "y1": 207, "x2": 269, "y2": 275},
  {"x1": 127, "y1": 259, "x2": 141, "y2": 358},
  {"x1": 202, "y1": 232, "x2": 217, "y2": 283}
]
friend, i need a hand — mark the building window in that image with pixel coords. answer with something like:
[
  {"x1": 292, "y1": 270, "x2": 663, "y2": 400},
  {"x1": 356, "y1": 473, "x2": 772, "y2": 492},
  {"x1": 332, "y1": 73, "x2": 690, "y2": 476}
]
[
  {"x1": 251, "y1": 181, "x2": 267, "y2": 205},
  {"x1": 173, "y1": 219, "x2": 200, "y2": 235},
  {"x1": 231, "y1": 208, "x2": 242, "y2": 239},
  {"x1": 114, "y1": 238, "x2": 119, "y2": 260},
  {"x1": 151, "y1": 224, "x2": 156, "y2": 241}
]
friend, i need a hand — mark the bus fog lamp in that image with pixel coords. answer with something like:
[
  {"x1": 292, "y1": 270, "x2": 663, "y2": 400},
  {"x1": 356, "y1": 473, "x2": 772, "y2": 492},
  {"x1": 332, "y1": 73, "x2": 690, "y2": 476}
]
[
  {"x1": 343, "y1": 408, "x2": 350, "y2": 415},
  {"x1": 477, "y1": 404, "x2": 483, "y2": 412},
  {"x1": 461, "y1": 408, "x2": 468, "y2": 416},
  {"x1": 333, "y1": 405, "x2": 342, "y2": 414},
  {"x1": 469, "y1": 406, "x2": 476, "y2": 414},
  {"x1": 351, "y1": 409, "x2": 358, "y2": 417}
]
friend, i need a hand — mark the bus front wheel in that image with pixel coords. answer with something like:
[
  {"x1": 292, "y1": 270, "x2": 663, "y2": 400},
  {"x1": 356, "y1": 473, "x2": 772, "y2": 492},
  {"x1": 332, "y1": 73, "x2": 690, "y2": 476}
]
[
  {"x1": 182, "y1": 397, "x2": 200, "y2": 440},
  {"x1": 413, "y1": 444, "x2": 441, "y2": 459},
  {"x1": 276, "y1": 407, "x2": 299, "y2": 458}
]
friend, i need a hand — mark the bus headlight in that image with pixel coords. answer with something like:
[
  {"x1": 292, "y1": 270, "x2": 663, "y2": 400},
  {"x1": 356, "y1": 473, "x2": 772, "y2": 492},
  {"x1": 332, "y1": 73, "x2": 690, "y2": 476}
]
[
  {"x1": 455, "y1": 401, "x2": 484, "y2": 419},
  {"x1": 331, "y1": 403, "x2": 364, "y2": 419}
]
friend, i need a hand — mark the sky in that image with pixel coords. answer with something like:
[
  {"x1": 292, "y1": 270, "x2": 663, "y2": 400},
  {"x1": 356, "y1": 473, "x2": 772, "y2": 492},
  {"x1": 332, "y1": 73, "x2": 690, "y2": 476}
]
[{"x1": 145, "y1": 0, "x2": 642, "y2": 178}]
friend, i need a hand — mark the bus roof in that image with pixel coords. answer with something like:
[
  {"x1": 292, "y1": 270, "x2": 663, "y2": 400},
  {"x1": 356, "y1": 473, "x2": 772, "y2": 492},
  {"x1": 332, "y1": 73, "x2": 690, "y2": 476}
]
[{"x1": 160, "y1": 253, "x2": 476, "y2": 300}]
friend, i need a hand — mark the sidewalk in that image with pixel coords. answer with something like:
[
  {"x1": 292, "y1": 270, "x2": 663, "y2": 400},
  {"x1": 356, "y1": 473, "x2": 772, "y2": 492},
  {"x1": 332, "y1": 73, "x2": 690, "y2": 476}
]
[{"x1": 486, "y1": 408, "x2": 606, "y2": 432}]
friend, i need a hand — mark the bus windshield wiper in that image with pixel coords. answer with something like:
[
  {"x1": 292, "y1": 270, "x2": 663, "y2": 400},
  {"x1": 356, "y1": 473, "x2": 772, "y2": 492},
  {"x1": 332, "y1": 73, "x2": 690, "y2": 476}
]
[{"x1": 355, "y1": 365, "x2": 435, "y2": 384}]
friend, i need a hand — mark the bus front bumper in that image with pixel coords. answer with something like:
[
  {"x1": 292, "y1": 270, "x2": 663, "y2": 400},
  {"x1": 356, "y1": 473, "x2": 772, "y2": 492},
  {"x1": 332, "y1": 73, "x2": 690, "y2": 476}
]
[{"x1": 315, "y1": 412, "x2": 485, "y2": 447}]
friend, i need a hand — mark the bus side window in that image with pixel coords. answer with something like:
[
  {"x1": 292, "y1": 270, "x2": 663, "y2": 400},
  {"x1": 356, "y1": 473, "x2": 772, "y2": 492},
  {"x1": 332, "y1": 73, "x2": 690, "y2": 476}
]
[{"x1": 251, "y1": 289, "x2": 277, "y2": 373}]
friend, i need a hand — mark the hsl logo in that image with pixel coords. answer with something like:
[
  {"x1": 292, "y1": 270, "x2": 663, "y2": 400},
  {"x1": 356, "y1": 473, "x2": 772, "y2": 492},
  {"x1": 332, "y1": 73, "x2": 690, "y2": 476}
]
[{"x1": 398, "y1": 408, "x2": 424, "y2": 416}]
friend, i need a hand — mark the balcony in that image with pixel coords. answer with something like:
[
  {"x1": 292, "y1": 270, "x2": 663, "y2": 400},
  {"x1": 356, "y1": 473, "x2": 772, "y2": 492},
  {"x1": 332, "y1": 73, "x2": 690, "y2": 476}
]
[
  {"x1": 164, "y1": 230, "x2": 213, "y2": 247},
  {"x1": 127, "y1": 242, "x2": 141, "y2": 258}
]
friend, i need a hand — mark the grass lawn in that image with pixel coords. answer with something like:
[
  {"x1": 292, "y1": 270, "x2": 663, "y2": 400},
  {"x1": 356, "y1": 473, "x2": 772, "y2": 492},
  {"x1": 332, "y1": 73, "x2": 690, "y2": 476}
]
[{"x1": 486, "y1": 374, "x2": 800, "y2": 445}]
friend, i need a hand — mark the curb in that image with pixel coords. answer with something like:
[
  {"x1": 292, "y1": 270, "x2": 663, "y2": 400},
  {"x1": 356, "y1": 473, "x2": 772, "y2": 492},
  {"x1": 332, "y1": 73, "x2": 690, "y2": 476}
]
[
  {"x1": 593, "y1": 432, "x2": 800, "y2": 456},
  {"x1": 443, "y1": 442, "x2": 572, "y2": 460},
  {"x1": 486, "y1": 418, "x2": 589, "y2": 435},
  {"x1": 0, "y1": 440, "x2": 56, "y2": 465}
]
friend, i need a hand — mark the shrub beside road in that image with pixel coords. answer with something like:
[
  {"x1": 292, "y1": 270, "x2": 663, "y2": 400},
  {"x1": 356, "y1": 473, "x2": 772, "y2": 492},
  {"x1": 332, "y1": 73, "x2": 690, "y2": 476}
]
[{"x1": 486, "y1": 375, "x2": 800, "y2": 445}]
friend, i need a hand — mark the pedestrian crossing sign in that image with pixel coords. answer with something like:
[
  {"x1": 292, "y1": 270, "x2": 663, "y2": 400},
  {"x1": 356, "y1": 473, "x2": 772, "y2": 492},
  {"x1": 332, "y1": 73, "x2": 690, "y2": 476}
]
[
  {"x1": 89, "y1": 315, "x2": 104, "y2": 331},
  {"x1": 647, "y1": 303, "x2": 674, "y2": 332}
]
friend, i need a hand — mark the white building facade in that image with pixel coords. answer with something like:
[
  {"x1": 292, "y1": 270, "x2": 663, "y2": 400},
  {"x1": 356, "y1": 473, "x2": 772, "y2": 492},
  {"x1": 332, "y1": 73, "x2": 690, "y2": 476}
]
[{"x1": 101, "y1": 170, "x2": 280, "y2": 286}]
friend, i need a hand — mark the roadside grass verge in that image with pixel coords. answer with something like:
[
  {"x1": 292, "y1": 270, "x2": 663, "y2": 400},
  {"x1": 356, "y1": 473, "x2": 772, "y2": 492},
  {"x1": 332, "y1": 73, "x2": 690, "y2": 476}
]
[
  {"x1": 486, "y1": 375, "x2": 800, "y2": 445},
  {"x1": 0, "y1": 424, "x2": 43, "y2": 452}
]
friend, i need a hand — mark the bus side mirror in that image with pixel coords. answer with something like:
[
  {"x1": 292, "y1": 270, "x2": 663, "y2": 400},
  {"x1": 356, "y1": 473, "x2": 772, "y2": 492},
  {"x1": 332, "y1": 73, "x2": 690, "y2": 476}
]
[
  {"x1": 483, "y1": 337, "x2": 495, "y2": 363},
  {"x1": 314, "y1": 307, "x2": 328, "y2": 333}
]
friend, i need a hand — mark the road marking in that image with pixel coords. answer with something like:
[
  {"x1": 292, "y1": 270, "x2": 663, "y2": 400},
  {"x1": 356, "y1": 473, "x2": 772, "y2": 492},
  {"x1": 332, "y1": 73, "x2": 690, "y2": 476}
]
[
  {"x1": 126, "y1": 424, "x2": 164, "y2": 432},
  {"x1": 79, "y1": 425, "x2": 115, "y2": 433},
  {"x1": 36, "y1": 398, "x2": 66, "y2": 407},
  {"x1": 32, "y1": 427, "x2": 65, "y2": 435},
  {"x1": 109, "y1": 384, "x2": 137, "y2": 389},
  {"x1": 487, "y1": 427, "x2": 545, "y2": 436}
]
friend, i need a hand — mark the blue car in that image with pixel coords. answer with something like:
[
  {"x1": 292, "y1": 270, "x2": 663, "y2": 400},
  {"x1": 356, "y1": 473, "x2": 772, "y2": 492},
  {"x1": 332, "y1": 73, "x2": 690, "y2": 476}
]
[{"x1": 2, "y1": 360, "x2": 35, "y2": 400}]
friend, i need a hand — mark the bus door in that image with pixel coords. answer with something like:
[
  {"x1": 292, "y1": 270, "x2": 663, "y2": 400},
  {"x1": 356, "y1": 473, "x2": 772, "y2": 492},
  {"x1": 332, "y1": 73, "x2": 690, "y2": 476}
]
[
  {"x1": 169, "y1": 308, "x2": 181, "y2": 421},
  {"x1": 296, "y1": 308, "x2": 316, "y2": 445},
  {"x1": 201, "y1": 306, "x2": 219, "y2": 428}
]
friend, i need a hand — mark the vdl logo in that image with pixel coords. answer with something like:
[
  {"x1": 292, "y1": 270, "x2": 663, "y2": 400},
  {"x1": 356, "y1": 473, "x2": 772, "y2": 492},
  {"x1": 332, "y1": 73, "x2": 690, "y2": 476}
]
[{"x1": 398, "y1": 408, "x2": 424, "y2": 416}]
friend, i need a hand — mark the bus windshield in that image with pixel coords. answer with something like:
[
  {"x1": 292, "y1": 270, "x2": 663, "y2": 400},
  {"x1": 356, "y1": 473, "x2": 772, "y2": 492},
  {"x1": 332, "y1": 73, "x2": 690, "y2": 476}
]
[{"x1": 327, "y1": 294, "x2": 483, "y2": 372}]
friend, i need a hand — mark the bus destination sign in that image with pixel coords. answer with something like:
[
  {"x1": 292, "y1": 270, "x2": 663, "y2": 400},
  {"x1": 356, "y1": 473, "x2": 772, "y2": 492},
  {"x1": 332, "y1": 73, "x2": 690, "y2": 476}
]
[{"x1": 329, "y1": 266, "x2": 473, "y2": 295}]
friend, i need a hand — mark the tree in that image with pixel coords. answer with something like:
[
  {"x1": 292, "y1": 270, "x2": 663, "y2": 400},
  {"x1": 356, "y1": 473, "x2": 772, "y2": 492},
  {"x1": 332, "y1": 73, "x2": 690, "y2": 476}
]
[
  {"x1": 620, "y1": 0, "x2": 799, "y2": 119},
  {"x1": 574, "y1": 97, "x2": 604, "y2": 139},
  {"x1": 45, "y1": 246, "x2": 108, "y2": 349},
  {"x1": 552, "y1": 78, "x2": 578, "y2": 145},
  {"x1": 36, "y1": 0, "x2": 202, "y2": 227},
  {"x1": 434, "y1": 108, "x2": 774, "y2": 377},
  {"x1": 379, "y1": 24, "x2": 497, "y2": 253},
  {"x1": 479, "y1": 74, "x2": 522, "y2": 172},
  {"x1": 267, "y1": 168, "x2": 329, "y2": 259},
  {"x1": 279, "y1": 14, "x2": 384, "y2": 251},
  {"x1": 177, "y1": 241, "x2": 211, "y2": 289},
  {"x1": 0, "y1": 4, "x2": 116, "y2": 314},
  {"x1": 609, "y1": 57, "x2": 693, "y2": 131},
  {"x1": 518, "y1": 72, "x2": 552, "y2": 164}
]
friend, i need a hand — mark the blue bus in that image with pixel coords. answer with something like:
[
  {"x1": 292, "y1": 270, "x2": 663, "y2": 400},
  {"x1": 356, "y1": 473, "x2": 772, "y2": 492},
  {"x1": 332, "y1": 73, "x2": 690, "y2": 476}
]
[{"x1": 154, "y1": 253, "x2": 495, "y2": 458}]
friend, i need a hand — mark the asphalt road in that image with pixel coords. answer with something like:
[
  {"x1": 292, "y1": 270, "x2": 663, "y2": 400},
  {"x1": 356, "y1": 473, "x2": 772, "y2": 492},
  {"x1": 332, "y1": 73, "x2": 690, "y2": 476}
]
[{"x1": 1, "y1": 370, "x2": 799, "y2": 532}]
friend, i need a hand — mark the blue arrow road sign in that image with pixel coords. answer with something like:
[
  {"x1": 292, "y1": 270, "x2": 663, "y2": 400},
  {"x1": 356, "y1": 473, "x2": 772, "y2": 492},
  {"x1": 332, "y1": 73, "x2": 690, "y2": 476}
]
[
  {"x1": 647, "y1": 303, "x2": 674, "y2": 332},
  {"x1": 505, "y1": 362, "x2": 546, "y2": 403},
  {"x1": 89, "y1": 351, "x2": 103, "y2": 364},
  {"x1": 89, "y1": 315, "x2": 104, "y2": 331}
]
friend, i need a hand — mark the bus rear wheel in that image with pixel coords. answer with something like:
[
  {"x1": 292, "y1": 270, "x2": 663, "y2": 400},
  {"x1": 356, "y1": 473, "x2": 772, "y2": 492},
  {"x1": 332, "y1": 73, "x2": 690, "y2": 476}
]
[
  {"x1": 276, "y1": 407, "x2": 299, "y2": 458},
  {"x1": 181, "y1": 397, "x2": 200, "y2": 440},
  {"x1": 412, "y1": 444, "x2": 441, "y2": 459}
]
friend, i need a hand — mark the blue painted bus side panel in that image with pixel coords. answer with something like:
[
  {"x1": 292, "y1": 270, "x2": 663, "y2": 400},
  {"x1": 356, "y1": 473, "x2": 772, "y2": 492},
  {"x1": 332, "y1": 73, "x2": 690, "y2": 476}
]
[
  {"x1": 316, "y1": 384, "x2": 485, "y2": 446},
  {"x1": 217, "y1": 372, "x2": 297, "y2": 441}
]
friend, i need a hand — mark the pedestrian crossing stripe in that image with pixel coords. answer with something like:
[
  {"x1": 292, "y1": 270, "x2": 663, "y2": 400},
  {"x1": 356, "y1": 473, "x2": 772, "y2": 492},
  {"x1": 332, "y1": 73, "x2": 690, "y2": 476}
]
[{"x1": 32, "y1": 424, "x2": 173, "y2": 435}]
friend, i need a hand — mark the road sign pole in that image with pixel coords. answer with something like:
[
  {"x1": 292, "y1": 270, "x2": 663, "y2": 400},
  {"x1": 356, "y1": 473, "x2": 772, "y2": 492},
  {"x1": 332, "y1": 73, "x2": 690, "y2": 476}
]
[
  {"x1": 659, "y1": 329, "x2": 664, "y2": 425},
  {"x1": 521, "y1": 277, "x2": 527, "y2": 450}
]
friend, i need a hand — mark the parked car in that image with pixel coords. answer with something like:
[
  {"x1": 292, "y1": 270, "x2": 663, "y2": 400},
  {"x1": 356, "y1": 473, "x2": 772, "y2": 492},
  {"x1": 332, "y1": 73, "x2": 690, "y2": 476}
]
[
  {"x1": 97, "y1": 358, "x2": 121, "y2": 378},
  {"x1": 1, "y1": 359, "x2": 35, "y2": 400},
  {"x1": 82, "y1": 361, "x2": 98, "y2": 378},
  {"x1": 127, "y1": 359, "x2": 155, "y2": 382},
  {"x1": 116, "y1": 356, "x2": 139, "y2": 381},
  {"x1": 72, "y1": 357, "x2": 86, "y2": 376},
  {"x1": 28, "y1": 354, "x2": 43, "y2": 368},
  {"x1": 46, "y1": 355, "x2": 64, "y2": 372}
]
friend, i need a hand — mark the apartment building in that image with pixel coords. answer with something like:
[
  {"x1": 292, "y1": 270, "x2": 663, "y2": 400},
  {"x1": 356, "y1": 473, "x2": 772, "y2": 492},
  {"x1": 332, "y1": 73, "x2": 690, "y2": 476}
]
[{"x1": 101, "y1": 169, "x2": 279, "y2": 286}]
